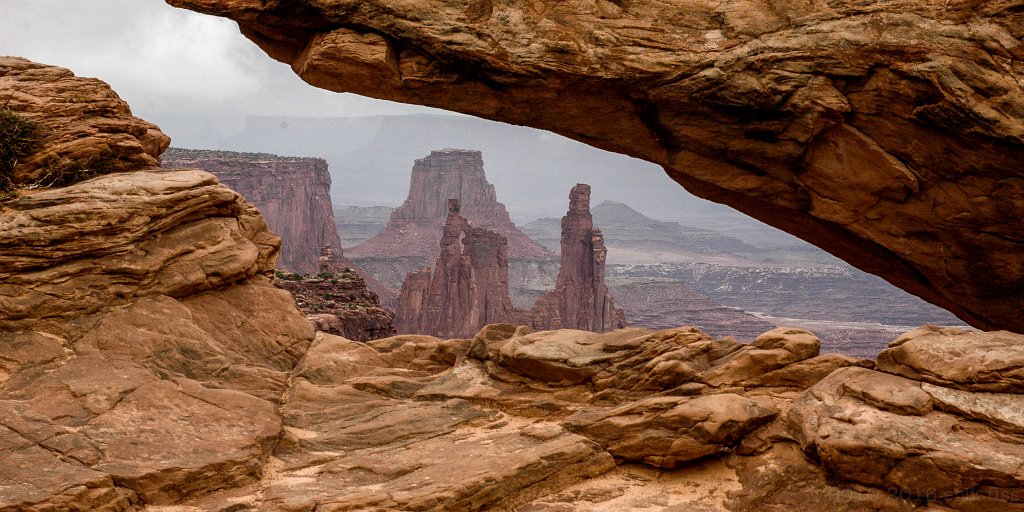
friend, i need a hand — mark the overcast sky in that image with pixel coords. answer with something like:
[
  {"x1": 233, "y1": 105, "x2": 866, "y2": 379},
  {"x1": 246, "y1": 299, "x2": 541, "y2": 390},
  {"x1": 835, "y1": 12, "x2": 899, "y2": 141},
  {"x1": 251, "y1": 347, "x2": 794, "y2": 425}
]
[{"x1": 0, "y1": 0, "x2": 445, "y2": 117}]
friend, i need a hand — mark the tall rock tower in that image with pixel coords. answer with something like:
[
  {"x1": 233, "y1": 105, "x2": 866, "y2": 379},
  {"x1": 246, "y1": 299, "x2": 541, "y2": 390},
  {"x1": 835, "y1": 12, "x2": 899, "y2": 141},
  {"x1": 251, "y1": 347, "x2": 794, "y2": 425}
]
[
  {"x1": 395, "y1": 199, "x2": 525, "y2": 338},
  {"x1": 530, "y1": 184, "x2": 627, "y2": 333}
]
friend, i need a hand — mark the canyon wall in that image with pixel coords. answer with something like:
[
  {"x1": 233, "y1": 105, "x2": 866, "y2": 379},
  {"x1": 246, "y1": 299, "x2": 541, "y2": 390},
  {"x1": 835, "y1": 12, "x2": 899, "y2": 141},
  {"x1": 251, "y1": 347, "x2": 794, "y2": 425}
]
[
  {"x1": 168, "y1": 0, "x2": 1024, "y2": 333},
  {"x1": 161, "y1": 148, "x2": 342, "y2": 274}
]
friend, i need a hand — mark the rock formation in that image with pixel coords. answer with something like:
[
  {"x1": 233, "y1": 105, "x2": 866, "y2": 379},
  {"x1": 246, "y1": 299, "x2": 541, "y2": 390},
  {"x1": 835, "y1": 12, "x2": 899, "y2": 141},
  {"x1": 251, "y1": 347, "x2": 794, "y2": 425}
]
[
  {"x1": 348, "y1": 149, "x2": 554, "y2": 294},
  {"x1": 351, "y1": 149, "x2": 549, "y2": 261},
  {"x1": 0, "y1": 57, "x2": 168, "y2": 187},
  {"x1": 395, "y1": 199, "x2": 524, "y2": 338},
  {"x1": 531, "y1": 184, "x2": 627, "y2": 332},
  {"x1": 396, "y1": 188, "x2": 625, "y2": 337},
  {"x1": 161, "y1": 147, "x2": 342, "y2": 274},
  {"x1": 272, "y1": 246, "x2": 396, "y2": 341},
  {"x1": 169, "y1": 0, "x2": 1024, "y2": 333},
  {"x1": 0, "y1": 163, "x2": 315, "y2": 510},
  {"x1": 8, "y1": 55, "x2": 1024, "y2": 512}
]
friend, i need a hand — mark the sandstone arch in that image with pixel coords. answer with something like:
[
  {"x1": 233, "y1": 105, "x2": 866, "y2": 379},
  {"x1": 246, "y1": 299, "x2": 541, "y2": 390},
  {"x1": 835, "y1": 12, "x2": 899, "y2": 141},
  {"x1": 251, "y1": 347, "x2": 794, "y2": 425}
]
[{"x1": 167, "y1": 0, "x2": 1024, "y2": 332}]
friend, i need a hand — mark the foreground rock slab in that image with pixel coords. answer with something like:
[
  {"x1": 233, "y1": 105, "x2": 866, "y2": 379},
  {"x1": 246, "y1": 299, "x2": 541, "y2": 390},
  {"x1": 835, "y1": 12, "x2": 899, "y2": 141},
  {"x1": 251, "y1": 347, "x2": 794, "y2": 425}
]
[
  {"x1": 0, "y1": 166, "x2": 313, "y2": 510},
  {"x1": 791, "y1": 358, "x2": 1024, "y2": 509}
]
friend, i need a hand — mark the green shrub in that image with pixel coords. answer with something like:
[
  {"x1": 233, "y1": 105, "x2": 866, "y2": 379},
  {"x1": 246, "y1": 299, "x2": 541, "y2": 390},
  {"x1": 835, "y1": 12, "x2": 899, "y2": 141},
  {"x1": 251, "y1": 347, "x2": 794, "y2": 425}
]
[
  {"x1": 274, "y1": 270, "x2": 304, "y2": 282},
  {"x1": 317, "y1": 272, "x2": 334, "y2": 279},
  {"x1": 0, "y1": 107, "x2": 45, "y2": 191}
]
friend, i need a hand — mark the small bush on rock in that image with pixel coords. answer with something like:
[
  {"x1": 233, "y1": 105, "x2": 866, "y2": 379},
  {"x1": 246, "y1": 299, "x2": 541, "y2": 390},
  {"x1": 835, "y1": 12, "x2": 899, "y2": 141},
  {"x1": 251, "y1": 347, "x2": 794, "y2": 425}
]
[{"x1": 0, "y1": 107, "x2": 45, "y2": 191}]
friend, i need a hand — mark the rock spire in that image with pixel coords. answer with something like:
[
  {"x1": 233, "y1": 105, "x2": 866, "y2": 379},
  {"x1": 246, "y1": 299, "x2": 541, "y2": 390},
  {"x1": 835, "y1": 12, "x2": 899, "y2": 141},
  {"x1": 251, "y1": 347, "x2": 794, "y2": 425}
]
[
  {"x1": 396, "y1": 186, "x2": 626, "y2": 337},
  {"x1": 395, "y1": 199, "x2": 524, "y2": 338},
  {"x1": 530, "y1": 184, "x2": 627, "y2": 333}
]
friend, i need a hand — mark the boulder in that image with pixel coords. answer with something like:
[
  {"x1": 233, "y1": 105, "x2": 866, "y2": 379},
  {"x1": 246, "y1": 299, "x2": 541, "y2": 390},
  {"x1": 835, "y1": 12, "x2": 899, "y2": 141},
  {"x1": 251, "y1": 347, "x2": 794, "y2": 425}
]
[
  {"x1": 877, "y1": 326, "x2": 1024, "y2": 393},
  {"x1": 789, "y1": 366, "x2": 1024, "y2": 506},
  {"x1": 563, "y1": 394, "x2": 777, "y2": 468}
]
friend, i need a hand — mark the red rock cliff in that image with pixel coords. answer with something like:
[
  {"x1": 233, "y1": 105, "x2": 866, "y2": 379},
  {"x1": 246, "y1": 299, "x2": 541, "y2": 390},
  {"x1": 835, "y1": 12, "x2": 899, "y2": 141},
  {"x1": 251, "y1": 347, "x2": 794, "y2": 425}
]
[
  {"x1": 531, "y1": 184, "x2": 627, "y2": 333},
  {"x1": 348, "y1": 149, "x2": 551, "y2": 263},
  {"x1": 161, "y1": 148, "x2": 342, "y2": 274}
]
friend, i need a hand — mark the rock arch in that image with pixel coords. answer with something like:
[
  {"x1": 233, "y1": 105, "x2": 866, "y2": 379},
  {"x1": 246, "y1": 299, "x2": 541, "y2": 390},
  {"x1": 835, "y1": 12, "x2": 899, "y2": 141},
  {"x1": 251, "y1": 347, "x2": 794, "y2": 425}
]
[{"x1": 168, "y1": 0, "x2": 1024, "y2": 332}]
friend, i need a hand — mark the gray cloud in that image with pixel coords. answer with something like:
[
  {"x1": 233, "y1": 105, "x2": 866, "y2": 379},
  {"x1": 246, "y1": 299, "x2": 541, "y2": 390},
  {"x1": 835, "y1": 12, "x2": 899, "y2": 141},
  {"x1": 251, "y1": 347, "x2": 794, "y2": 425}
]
[{"x1": 0, "y1": 0, "x2": 446, "y2": 117}]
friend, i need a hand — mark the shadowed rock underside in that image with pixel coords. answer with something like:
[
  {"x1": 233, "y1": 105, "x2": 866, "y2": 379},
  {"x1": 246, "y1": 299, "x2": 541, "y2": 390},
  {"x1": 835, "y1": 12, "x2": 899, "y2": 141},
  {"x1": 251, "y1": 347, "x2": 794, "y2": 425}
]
[{"x1": 165, "y1": 0, "x2": 1024, "y2": 333}]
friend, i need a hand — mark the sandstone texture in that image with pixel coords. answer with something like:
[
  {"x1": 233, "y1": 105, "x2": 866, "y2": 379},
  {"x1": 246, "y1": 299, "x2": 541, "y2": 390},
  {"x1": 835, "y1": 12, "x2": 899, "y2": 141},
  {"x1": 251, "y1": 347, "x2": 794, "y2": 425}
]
[
  {"x1": 0, "y1": 169, "x2": 314, "y2": 511},
  {"x1": 396, "y1": 199, "x2": 525, "y2": 338},
  {"x1": 0, "y1": 169, "x2": 278, "y2": 327},
  {"x1": 161, "y1": 147, "x2": 343, "y2": 274},
  {"x1": 168, "y1": 0, "x2": 1024, "y2": 332},
  {"x1": 530, "y1": 184, "x2": 626, "y2": 333},
  {"x1": 0, "y1": 57, "x2": 168, "y2": 187}
]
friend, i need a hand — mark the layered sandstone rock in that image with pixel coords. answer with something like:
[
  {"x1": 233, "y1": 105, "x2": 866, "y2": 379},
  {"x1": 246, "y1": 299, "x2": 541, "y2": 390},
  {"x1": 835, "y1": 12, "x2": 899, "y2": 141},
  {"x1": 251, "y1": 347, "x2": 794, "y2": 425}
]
[
  {"x1": 161, "y1": 148, "x2": 342, "y2": 274},
  {"x1": 531, "y1": 184, "x2": 627, "y2": 333},
  {"x1": 0, "y1": 60, "x2": 314, "y2": 510},
  {"x1": 395, "y1": 199, "x2": 524, "y2": 338},
  {"x1": 168, "y1": 0, "x2": 1024, "y2": 332},
  {"x1": 0, "y1": 169, "x2": 316, "y2": 511},
  {"x1": 0, "y1": 57, "x2": 168, "y2": 186},
  {"x1": 0, "y1": 169, "x2": 278, "y2": 328}
]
